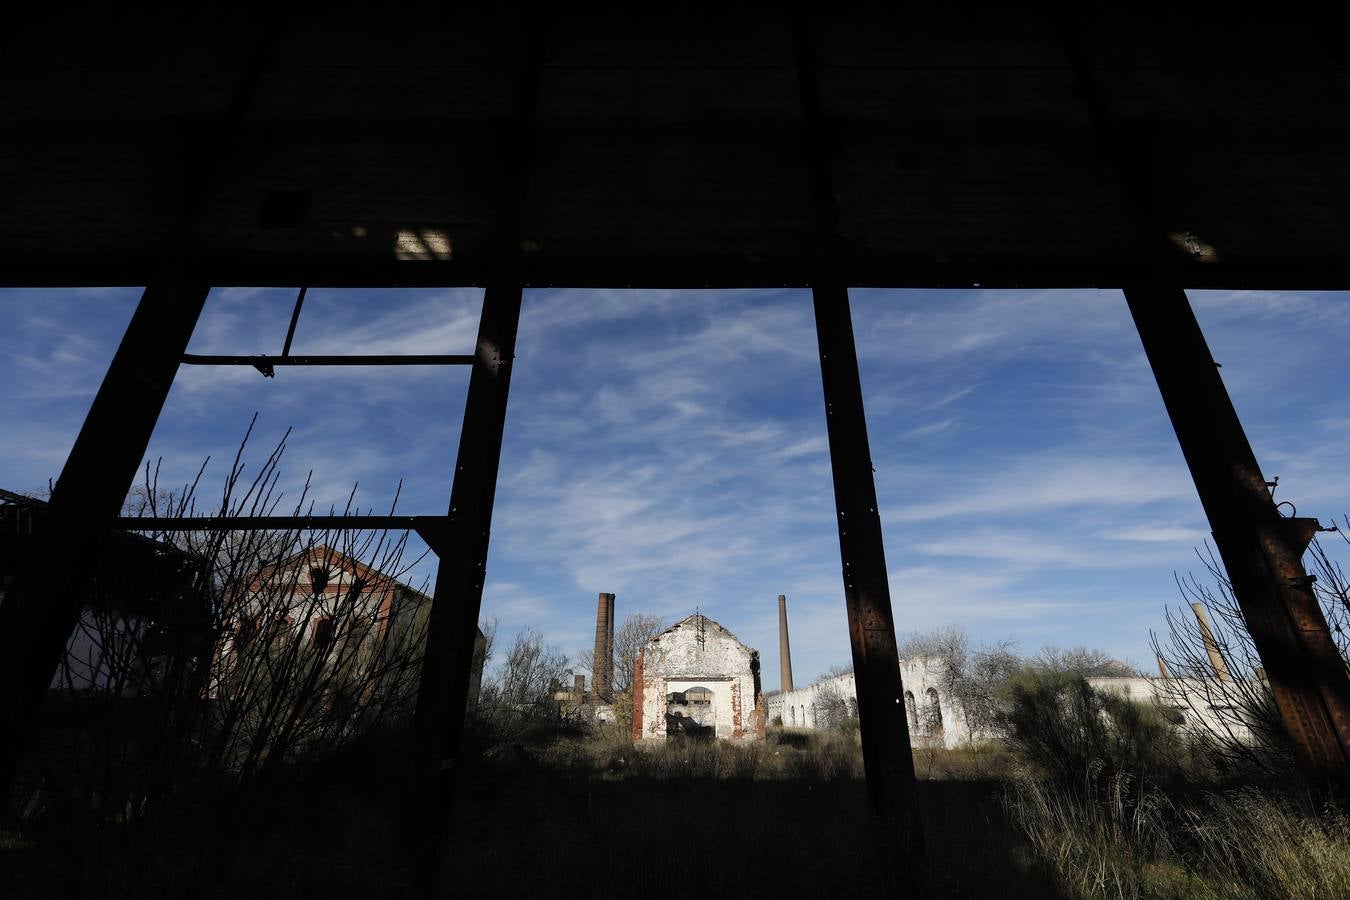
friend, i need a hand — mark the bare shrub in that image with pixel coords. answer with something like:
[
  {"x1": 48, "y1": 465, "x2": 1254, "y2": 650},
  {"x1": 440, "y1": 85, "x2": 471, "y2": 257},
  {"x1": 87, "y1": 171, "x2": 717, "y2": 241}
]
[
  {"x1": 1152, "y1": 547, "x2": 1299, "y2": 779},
  {"x1": 999, "y1": 670, "x2": 1184, "y2": 787},
  {"x1": 17, "y1": 424, "x2": 434, "y2": 894},
  {"x1": 475, "y1": 627, "x2": 572, "y2": 745}
]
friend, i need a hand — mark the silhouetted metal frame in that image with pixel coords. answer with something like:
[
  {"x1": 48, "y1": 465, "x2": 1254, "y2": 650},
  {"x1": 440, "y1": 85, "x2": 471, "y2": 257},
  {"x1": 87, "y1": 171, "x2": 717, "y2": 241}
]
[
  {"x1": 182, "y1": 354, "x2": 474, "y2": 367},
  {"x1": 1125, "y1": 282, "x2": 1350, "y2": 776},
  {"x1": 405, "y1": 16, "x2": 549, "y2": 899},
  {"x1": 410, "y1": 284, "x2": 522, "y2": 895},
  {"x1": 0, "y1": 29, "x2": 279, "y2": 795},
  {"x1": 792, "y1": 9, "x2": 926, "y2": 895},
  {"x1": 1056, "y1": 11, "x2": 1350, "y2": 780}
]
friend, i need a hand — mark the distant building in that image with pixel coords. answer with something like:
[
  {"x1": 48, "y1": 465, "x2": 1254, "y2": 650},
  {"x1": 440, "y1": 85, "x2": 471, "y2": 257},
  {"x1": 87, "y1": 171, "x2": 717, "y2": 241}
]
[
  {"x1": 220, "y1": 545, "x2": 487, "y2": 709},
  {"x1": 767, "y1": 663, "x2": 1259, "y2": 749},
  {"x1": 550, "y1": 674, "x2": 615, "y2": 723},
  {"x1": 633, "y1": 612, "x2": 766, "y2": 743},
  {"x1": 1087, "y1": 675, "x2": 1257, "y2": 744},
  {"x1": 766, "y1": 660, "x2": 972, "y2": 749}
]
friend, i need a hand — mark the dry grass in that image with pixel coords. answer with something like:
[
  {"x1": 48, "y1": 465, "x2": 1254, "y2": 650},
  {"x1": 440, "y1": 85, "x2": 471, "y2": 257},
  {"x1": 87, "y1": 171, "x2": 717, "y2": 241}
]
[
  {"x1": 1005, "y1": 768, "x2": 1350, "y2": 900},
  {"x1": 8, "y1": 721, "x2": 1350, "y2": 899}
]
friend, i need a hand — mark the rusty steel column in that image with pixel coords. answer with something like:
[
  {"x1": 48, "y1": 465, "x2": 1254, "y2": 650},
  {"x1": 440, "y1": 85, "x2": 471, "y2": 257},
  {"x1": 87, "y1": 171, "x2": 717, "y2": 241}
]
[
  {"x1": 778, "y1": 593, "x2": 795, "y2": 692},
  {"x1": 0, "y1": 273, "x2": 210, "y2": 794},
  {"x1": 812, "y1": 280, "x2": 925, "y2": 870},
  {"x1": 1125, "y1": 281, "x2": 1350, "y2": 778},
  {"x1": 412, "y1": 282, "x2": 523, "y2": 889},
  {"x1": 0, "y1": 27, "x2": 277, "y2": 800}
]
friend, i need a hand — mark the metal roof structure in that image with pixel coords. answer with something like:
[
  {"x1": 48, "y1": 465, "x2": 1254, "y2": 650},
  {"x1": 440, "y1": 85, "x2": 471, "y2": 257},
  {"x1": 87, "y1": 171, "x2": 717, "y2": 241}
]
[
  {"x1": 5, "y1": 9, "x2": 1350, "y2": 288},
  {"x1": 4, "y1": 10, "x2": 1350, "y2": 894}
]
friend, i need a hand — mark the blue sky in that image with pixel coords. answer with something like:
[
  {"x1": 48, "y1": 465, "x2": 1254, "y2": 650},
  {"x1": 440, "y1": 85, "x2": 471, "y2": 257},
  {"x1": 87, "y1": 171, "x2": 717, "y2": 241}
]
[{"x1": 5, "y1": 286, "x2": 1350, "y2": 686}]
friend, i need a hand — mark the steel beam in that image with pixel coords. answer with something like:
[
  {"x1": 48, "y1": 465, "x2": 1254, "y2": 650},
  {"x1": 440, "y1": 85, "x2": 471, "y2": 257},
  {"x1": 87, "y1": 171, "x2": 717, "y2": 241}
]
[
  {"x1": 791, "y1": 12, "x2": 925, "y2": 886},
  {"x1": 410, "y1": 282, "x2": 523, "y2": 891},
  {"x1": 13, "y1": 253, "x2": 1350, "y2": 292},
  {"x1": 1125, "y1": 281, "x2": 1350, "y2": 778},
  {"x1": 813, "y1": 280, "x2": 926, "y2": 874},
  {"x1": 181, "y1": 354, "x2": 473, "y2": 367},
  {"x1": 0, "y1": 273, "x2": 211, "y2": 792}
]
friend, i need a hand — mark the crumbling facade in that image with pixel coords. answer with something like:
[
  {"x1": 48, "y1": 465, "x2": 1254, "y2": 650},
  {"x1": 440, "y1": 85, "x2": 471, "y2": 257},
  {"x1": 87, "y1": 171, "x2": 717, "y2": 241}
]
[
  {"x1": 768, "y1": 664, "x2": 1259, "y2": 748},
  {"x1": 223, "y1": 546, "x2": 487, "y2": 709},
  {"x1": 767, "y1": 660, "x2": 970, "y2": 749},
  {"x1": 633, "y1": 613, "x2": 765, "y2": 743}
]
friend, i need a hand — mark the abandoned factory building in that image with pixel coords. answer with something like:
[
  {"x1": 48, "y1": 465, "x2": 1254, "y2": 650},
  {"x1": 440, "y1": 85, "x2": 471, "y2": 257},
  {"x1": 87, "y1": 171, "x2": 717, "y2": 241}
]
[{"x1": 634, "y1": 613, "x2": 766, "y2": 743}]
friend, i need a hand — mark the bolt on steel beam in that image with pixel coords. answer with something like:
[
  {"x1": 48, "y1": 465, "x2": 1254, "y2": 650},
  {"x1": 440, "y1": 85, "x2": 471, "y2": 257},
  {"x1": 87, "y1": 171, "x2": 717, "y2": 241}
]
[
  {"x1": 410, "y1": 282, "x2": 523, "y2": 894},
  {"x1": 1125, "y1": 280, "x2": 1350, "y2": 779},
  {"x1": 812, "y1": 281, "x2": 927, "y2": 882}
]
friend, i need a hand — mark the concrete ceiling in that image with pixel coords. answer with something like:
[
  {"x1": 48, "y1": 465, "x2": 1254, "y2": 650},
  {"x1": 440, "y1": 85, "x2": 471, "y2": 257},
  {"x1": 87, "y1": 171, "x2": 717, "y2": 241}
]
[{"x1": 4, "y1": 9, "x2": 1349, "y2": 288}]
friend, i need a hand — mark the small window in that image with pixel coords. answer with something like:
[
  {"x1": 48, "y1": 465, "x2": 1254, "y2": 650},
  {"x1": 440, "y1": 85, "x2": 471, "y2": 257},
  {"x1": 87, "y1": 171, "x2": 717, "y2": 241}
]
[
  {"x1": 309, "y1": 567, "x2": 329, "y2": 593},
  {"x1": 926, "y1": 687, "x2": 943, "y2": 734},
  {"x1": 312, "y1": 617, "x2": 337, "y2": 651}
]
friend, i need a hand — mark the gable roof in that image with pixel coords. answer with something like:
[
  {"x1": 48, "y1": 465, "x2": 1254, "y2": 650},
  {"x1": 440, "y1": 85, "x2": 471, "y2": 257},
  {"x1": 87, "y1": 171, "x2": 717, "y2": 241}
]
[
  {"x1": 651, "y1": 612, "x2": 757, "y2": 656},
  {"x1": 246, "y1": 544, "x2": 431, "y2": 604}
]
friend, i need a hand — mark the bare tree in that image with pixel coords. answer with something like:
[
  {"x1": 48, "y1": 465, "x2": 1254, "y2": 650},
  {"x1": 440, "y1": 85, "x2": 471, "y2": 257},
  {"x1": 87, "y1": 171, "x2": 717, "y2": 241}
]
[
  {"x1": 1033, "y1": 645, "x2": 1135, "y2": 677},
  {"x1": 900, "y1": 625, "x2": 1022, "y2": 741},
  {"x1": 477, "y1": 628, "x2": 571, "y2": 741},
  {"x1": 578, "y1": 612, "x2": 664, "y2": 695},
  {"x1": 576, "y1": 612, "x2": 663, "y2": 733},
  {"x1": 813, "y1": 678, "x2": 852, "y2": 730}
]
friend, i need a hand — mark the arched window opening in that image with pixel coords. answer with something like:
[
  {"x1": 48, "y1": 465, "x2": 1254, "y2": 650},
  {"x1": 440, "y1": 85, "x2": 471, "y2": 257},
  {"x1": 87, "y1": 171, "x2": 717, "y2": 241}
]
[
  {"x1": 926, "y1": 687, "x2": 943, "y2": 734},
  {"x1": 904, "y1": 691, "x2": 918, "y2": 731},
  {"x1": 789, "y1": 706, "x2": 796, "y2": 726},
  {"x1": 312, "y1": 616, "x2": 337, "y2": 654}
]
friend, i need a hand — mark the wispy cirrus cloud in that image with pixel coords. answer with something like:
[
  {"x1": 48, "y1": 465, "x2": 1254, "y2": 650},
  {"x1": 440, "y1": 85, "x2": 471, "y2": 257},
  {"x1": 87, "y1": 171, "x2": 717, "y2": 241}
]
[{"x1": 5, "y1": 286, "x2": 1350, "y2": 682}]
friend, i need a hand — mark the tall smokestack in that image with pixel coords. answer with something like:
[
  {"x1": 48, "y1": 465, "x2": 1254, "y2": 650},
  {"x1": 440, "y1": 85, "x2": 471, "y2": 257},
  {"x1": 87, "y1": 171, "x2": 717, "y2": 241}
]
[
  {"x1": 778, "y1": 594, "x2": 795, "y2": 693},
  {"x1": 1190, "y1": 601, "x2": 1231, "y2": 682},
  {"x1": 594, "y1": 592, "x2": 615, "y2": 699}
]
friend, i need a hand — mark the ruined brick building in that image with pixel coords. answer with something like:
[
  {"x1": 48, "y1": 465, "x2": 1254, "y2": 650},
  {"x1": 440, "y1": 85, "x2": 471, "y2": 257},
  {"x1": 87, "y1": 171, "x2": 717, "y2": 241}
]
[
  {"x1": 221, "y1": 545, "x2": 487, "y2": 707},
  {"x1": 633, "y1": 612, "x2": 766, "y2": 743}
]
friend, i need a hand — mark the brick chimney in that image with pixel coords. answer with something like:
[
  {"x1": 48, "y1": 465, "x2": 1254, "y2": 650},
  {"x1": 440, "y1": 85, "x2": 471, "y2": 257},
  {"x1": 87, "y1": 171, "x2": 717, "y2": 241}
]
[
  {"x1": 778, "y1": 594, "x2": 794, "y2": 693},
  {"x1": 594, "y1": 592, "x2": 615, "y2": 699}
]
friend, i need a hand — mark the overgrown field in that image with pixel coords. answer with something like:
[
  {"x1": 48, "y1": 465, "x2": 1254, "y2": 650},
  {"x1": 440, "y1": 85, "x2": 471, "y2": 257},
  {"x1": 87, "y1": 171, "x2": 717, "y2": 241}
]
[{"x1": 9, "y1": 720, "x2": 1348, "y2": 899}]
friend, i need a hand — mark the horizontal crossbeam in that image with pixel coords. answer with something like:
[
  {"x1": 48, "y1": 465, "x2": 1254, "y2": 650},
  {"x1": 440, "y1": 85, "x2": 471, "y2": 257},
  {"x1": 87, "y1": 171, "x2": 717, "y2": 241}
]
[
  {"x1": 181, "y1": 354, "x2": 473, "y2": 367},
  {"x1": 10, "y1": 253, "x2": 1350, "y2": 292}
]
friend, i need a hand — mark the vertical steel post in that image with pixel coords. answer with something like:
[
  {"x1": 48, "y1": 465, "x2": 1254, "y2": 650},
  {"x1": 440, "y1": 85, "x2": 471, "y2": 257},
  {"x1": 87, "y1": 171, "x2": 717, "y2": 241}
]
[
  {"x1": 1125, "y1": 281, "x2": 1350, "y2": 778},
  {"x1": 0, "y1": 272, "x2": 210, "y2": 793},
  {"x1": 813, "y1": 280, "x2": 926, "y2": 881},
  {"x1": 789, "y1": 10, "x2": 924, "y2": 888},
  {"x1": 412, "y1": 282, "x2": 523, "y2": 892}
]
